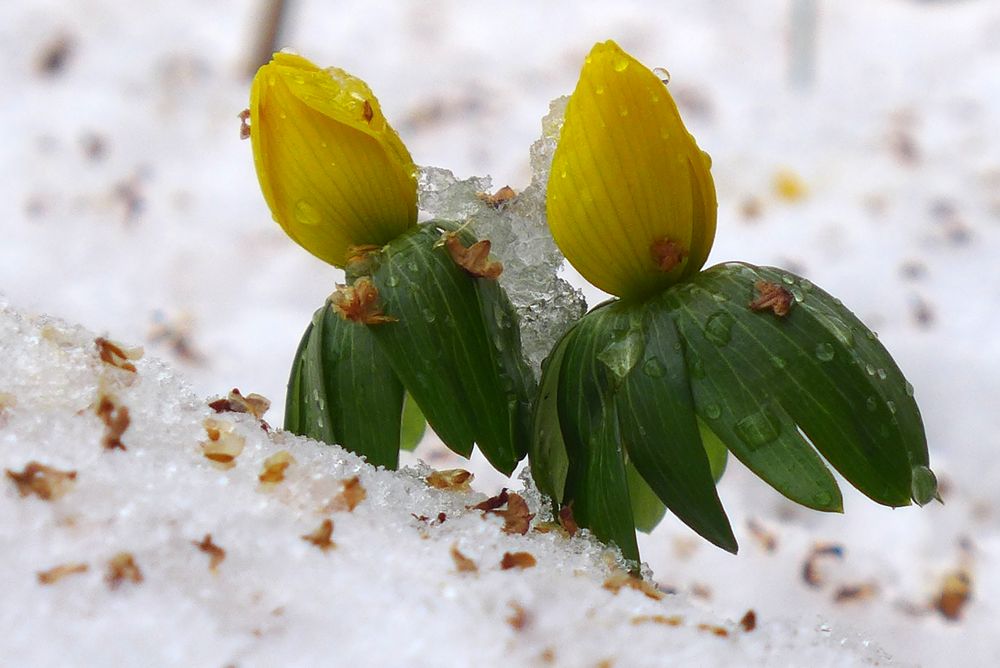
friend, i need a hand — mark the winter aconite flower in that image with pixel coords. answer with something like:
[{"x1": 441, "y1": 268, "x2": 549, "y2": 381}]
[
  {"x1": 249, "y1": 53, "x2": 417, "y2": 267},
  {"x1": 547, "y1": 40, "x2": 717, "y2": 300}
]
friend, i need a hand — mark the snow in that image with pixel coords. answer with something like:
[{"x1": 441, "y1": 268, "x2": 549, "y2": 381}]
[{"x1": 3, "y1": 0, "x2": 1000, "y2": 665}]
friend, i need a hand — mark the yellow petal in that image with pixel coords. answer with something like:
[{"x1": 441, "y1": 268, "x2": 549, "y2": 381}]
[
  {"x1": 547, "y1": 41, "x2": 717, "y2": 300},
  {"x1": 250, "y1": 52, "x2": 417, "y2": 267}
]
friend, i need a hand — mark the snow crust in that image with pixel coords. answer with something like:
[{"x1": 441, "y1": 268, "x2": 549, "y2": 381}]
[{"x1": 0, "y1": 303, "x2": 888, "y2": 666}]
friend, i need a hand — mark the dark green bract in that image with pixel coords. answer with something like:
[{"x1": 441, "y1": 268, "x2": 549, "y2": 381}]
[
  {"x1": 285, "y1": 222, "x2": 535, "y2": 475},
  {"x1": 529, "y1": 262, "x2": 935, "y2": 563}
]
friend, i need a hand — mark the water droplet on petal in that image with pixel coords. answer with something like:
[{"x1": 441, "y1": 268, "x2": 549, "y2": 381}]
[
  {"x1": 700, "y1": 151, "x2": 713, "y2": 169},
  {"x1": 595, "y1": 85, "x2": 605, "y2": 95},
  {"x1": 660, "y1": 129, "x2": 671, "y2": 141},
  {"x1": 735, "y1": 408, "x2": 781, "y2": 450},
  {"x1": 641, "y1": 357, "x2": 665, "y2": 378},
  {"x1": 814, "y1": 342, "x2": 835, "y2": 362},
  {"x1": 704, "y1": 312, "x2": 734, "y2": 346},
  {"x1": 294, "y1": 199, "x2": 322, "y2": 226},
  {"x1": 619, "y1": 106, "x2": 629, "y2": 117},
  {"x1": 652, "y1": 66, "x2": 671, "y2": 84},
  {"x1": 613, "y1": 56, "x2": 629, "y2": 72}
]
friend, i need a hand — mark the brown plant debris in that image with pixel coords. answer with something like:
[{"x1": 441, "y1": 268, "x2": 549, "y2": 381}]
[
  {"x1": 506, "y1": 601, "x2": 530, "y2": 630},
  {"x1": 96, "y1": 394, "x2": 130, "y2": 450},
  {"x1": 95, "y1": 337, "x2": 143, "y2": 373},
  {"x1": 739, "y1": 609, "x2": 757, "y2": 632},
  {"x1": 344, "y1": 243, "x2": 381, "y2": 271},
  {"x1": 362, "y1": 100, "x2": 374, "y2": 123},
  {"x1": 450, "y1": 544, "x2": 478, "y2": 573},
  {"x1": 0, "y1": 392, "x2": 15, "y2": 427},
  {"x1": 148, "y1": 311, "x2": 204, "y2": 363},
  {"x1": 476, "y1": 185, "x2": 517, "y2": 209},
  {"x1": 426, "y1": 468, "x2": 473, "y2": 492},
  {"x1": 497, "y1": 493, "x2": 534, "y2": 535},
  {"x1": 106, "y1": 552, "x2": 143, "y2": 589},
  {"x1": 602, "y1": 571, "x2": 664, "y2": 601},
  {"x1": 193, "y1": 534, "x2": 226, "y2": 572},
  {"x1": 259, "y1": 450, "x2": 295, "y2": 484},
  {"x1": 631, "y1": 614, "x2": 683, "y2": 627},
  {"x1": 444, "y1": 235, "x2": 504, "y2": 280},
  {"x1": 6, "y1": 461, "x2": 77, "y2": 500},
  {"x1": 747, "y1": 519, "x2": 778, "y2": 553},
  {"x1": 471, "y1": 488, "x2": 509, "y2": 511},
  {"x1": 690, "y1": 583, "x2": 713, "y2": 600},
  {"x1": 650, "y1": 237, "x2": 687, "y2": 273},
  {"x1": 500, "y1": 551, "x2": 536, "y2": 570},
  {"x1": 238, "y1": 109, "x2": 251, "y2": 139},
  {"x1": 558, "y1": 504, "x2": 579, "y2": 537},
  {"x1": 540, "y1": 648, "x2": 556, "y2": 664},
  {"x1": 934, "y1": 569, "x2": 972, "y2": 621},
  {"x1": 302, "y1": 519, "x2": 336, "y2": 552},
  {"x1": 697, "y1": 623, "x2": 730, "y2": 638},
  {"x1": 37, "y1": 34, "x2": 74, "y2": 75},
  {"x1": 330, "y1": 278, "x2": 396, "y2": 324},
  {"x1": 802, "y1": 543, "x2": 844, "y2": 588},
  {"x1": 833, "y1": 582, "x2": 878, "y2": 603},
  {"x1": 37, "y1": 562, "x2": 89, "y2": 584},
  {"x1": 750, "y1": 280, "x2": 794, "y2": 317},
  {"x1": 327, "y1": 476, "x2": 367, "y2": 512},
  {"x1": 209, "y1": 388, "x2": 271, "y2": 420},
  {"x1": 200, "y1": 418, "x2": 245, "y2": 469}
]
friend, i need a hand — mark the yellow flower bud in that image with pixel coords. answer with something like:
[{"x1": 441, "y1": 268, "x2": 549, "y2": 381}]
[
  {"x1": 249, "y1": 53, "x2": 417, "y2": 267},
  {"x1": 547, "y1": 41, "x2": 718, "y2": 300}
]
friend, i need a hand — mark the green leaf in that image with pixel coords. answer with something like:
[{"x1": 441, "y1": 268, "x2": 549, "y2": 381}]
[
  {"x1": 557, "y1": 307, "x2": 639, "y2": 562},
  {"x1": 626, "y1": 459, "x2": 666, "y2": 534},
  {"x1": 528, "y1": 322, "x2": 580, "y2": 502},
  {"x1": 284, "y1": 303, "x2": 405, "y2": 469},
  {"x1": 366, "y1": 223, "x2": 534, "y2": 475},
  {"x1": 661, "y1": 284, "x2": 844, "y2": 512},
  {"x1": 698, "y1": 419, "x2": 729, "y2": 483},
  {"x1": 399, "y1": 393, "x2": 426, "y2": 452},
  {"x1": 614, "y1": 302, "x2": 737, "y2": 552},
  {"x1": 688, "y1": 263, "x2": 927, "y2": 506}
]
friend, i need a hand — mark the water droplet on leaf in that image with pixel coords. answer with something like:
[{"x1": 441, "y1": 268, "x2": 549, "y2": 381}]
[
  {"x1": 704, "y1": 312, "x2": 734, "y2": 346},
  {"x1": 866, "y1": 396, "x2": 878, "y2": 412},
  {"x1": 703, "y1": 403, "x2": 721, "y2": 420},
  {"x1": 641, "y1": 357, "x2": 665, "y2": 378},
  {"x1": 735, "y1": 408, "x2": 781, "y2": 450},
  {"x1": 597, "y1": 327, "x2": 645, "y2": 381},
  {"x1": 904, "y1": 381, "x2": 914, "y2": 397},
  {"x1": 911, "y1": 466, "x2": 938, "y2": 506},
  {"x1": 814, "y1": 342, "x2": 835, "y2": 362}
]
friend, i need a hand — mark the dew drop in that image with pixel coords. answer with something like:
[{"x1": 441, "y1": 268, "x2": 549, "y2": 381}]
[
  {"x1": 791, "y1": 287, "x2": 805, "y2": 303},
  {"x1": 812, "y1": 491, "x2": 834, "y2": 507},
  {"x1": 653, "y1": 67, "x2": 671, "y2": 84},
  {"x1": 613, "y1": 56, "x2": 629, "y2": 72},
  {"x1": 421, "y1": 308, "x2": 436, "y2": 324},
  {"x1": 703, "y1": 403, "x2": 721, "y2": 420},
  {"x1": 782, "y1": 274, "x2": 795, "y2": 285},
  {"x1": 800, "y1": 279, "x2": 813, "y2": 292},
  {"x1": 904, "y1": 381, "x2": 915, "y2": 397},
  {"x1": 660, "y1": 129, "x2": 671, "y2": 141},
  {"x1": 294, "y1": 199, "x2": 322, "y2": 226},
  {"x1": 595, "y1": 85, "x2": 605, "y2": 95},
  {"x1": 911, "y1": 465, "x2": 938, "y2": 506},
  {"x1": 704, "y1": 312, "x2": 734, "y2": 346},
  {"x1": 406, "y1": 261, "x2": 418, "y2": 273},
  {"x1": 597, "y1": 328, "x2": 645, "y2": 381},
  {"x1": 735, "y1": 409, "x2": 781, "y2": 450},
  {"x1": 814, "y1": 342, "x2": 835, "y2": 362},
  {"x1": 687, "y1": 352, "x2": 706, "y2": 379},
  {"x1": 887, "y1": 400, "x2": 896, "y2": 415},
  {"x1": 865, "y1": 363, "x2": 876, "y2": 376},
  {"x1": 866, "y1": 396, "x2": 878, "y2": 412},
  {"x1": 641, "y1": 357, "x2": 665, "y2": 378},
  {"x1": 770, "y1": 355, "x2": 787, "y2": 370},
  {"x1": 700, "y1": 151, "x2": 713, "y2": 169},
  {"x1": 711, "y1": 292, "x2": 727, "y2": 303},
  {"x1": 619, "y1": 106, "x2": 629, "y2": 117},
  {"x1": 386, "y1": 275, "x2": 400, "y2": 288},
  {"x1": 877, "y1": 368, "x2": 887, "y2": 380}
]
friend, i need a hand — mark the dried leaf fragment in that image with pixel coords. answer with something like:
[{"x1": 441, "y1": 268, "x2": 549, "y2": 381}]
[
  {"x1": 650, "y1": 237, "x2": 687, "y2": 273},
  {"x1": 747, "y1": 519, "x2": 777, "y2": 553},
  {"x1": 302, "y1": 519, "x2": 336, "y2": 552},
  {"x1": 802, "y1": 543, "x2": 844, "y2": 588},
  {"x1": 37, "y1": 562, "x2": 88, "y2": 584},
  {"x1": 330, "y1": 278, "x2": 396, "y2": 325},
  {"x1": 450, "y1": 544, "x2": 478, "y2": 573},
  {"x1": 471, "y1": 488, "x2": 508, "y2": 511},
  {"x1": 496, "y1": 493, "x2": 534, "y2": 535},
  {"x1": 476, "y1": 185, "x2": 516, "y2": 208},
  {"x1": 749, "y1": 280, "x2": 794, "y2": 317},
  {"x1": 631, "y1": 614, "x2": 683, "y2": 627},
  {"x1": 426, "y1": 468, "x2": 473, "y2": 491},
  {"x1": 602, "y1": 571, "x2": 664, "y2": 601},
  {"x1": 96, "y1": 394, "x2": 130, "y2": 450},
  {"x1": 200, "y1": 418, "x2": 245, "y2": 469},
  {"x1": 106, "y1": 552, "x2": 143, "y2": 589},
  {"x1": 697, "y1": 623, "x2": 730, "y2": 638},
  {"x1": 935, "y1": 569, "x2": 972, "y2": 621},
  {"x1": 834, "y1": 583, "x2": 878, "y2": 604},
  {"x1": 259, "y1": 450, "x2": 295, "y2": 484},
  {"x1": 361, "y1": 99, "x2": 374, "y2": 123},
  {"x1": 558, "y1": 504, "x2": 579, "y2": 537},
  {"x1": 95, "y1": 337, "x2": 143, "y2": 373},
  {"x1": 193, "y1": 534, "x2": 226, "y2": 572},
  {"x1": 209, "y1": 388, "x2": 271, "y2": 420},
  {"x1": 500, "y1": 552, "x2": 536, "y2": 570},
  {"x1": 238, "y1": 108, "x2": 251, "y2": 139},
  {"x1": 739, "y1": 609, "x2": 757, "y2": 632},
  {"x1": 329, "y1": 476, "x2": 367, "y2": 512},
  {"x1": 6, "y1": 461, "x2": 77, "y2": 500},
  {"x1": 506, "y1": 601, "x2": 530, "y2": 630},
  {"x1": 444, "y1": 235, "x2": 503, "y2": 280}
]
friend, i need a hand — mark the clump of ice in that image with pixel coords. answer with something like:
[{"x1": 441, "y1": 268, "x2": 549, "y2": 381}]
[
  {"x1": 0, "y1": 300, "x2": 891, "y2": 666},
  {"x1": 417, "y1": 97, "x2": 586, "y2": 375}
]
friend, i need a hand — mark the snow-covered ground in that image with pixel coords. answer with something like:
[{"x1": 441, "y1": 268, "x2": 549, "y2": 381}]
[{"x1": 2, "y1": 0, "x2": 999, "y2": 665}]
